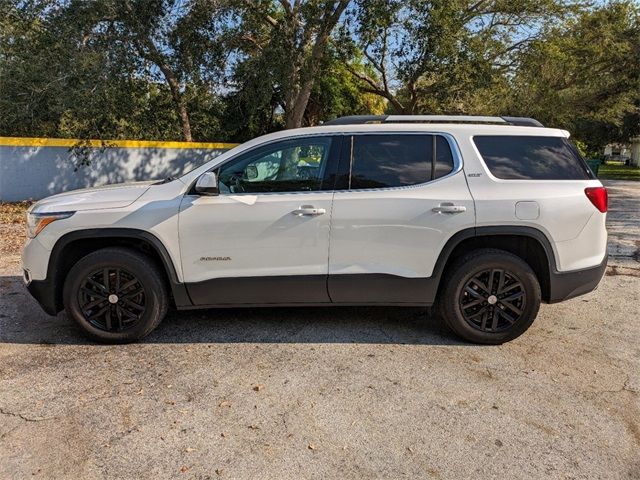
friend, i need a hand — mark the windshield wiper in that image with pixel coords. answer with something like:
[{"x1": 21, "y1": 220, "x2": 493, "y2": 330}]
[{"x1": 154, "y1": 176, "x2": 176, "y2": 185}]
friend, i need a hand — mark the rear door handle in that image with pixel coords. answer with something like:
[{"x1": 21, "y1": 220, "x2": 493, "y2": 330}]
[
  {"x1": 292, "y1": 205, "x2": 326, "y2": 216},
  {"x1": 432, "y1": 203, "x2": 467, "y2": 214}
]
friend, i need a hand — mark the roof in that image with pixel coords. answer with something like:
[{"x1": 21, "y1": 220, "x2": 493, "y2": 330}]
[{"x1": 241, "y1": 123, "x2": 570, "y2": 148}]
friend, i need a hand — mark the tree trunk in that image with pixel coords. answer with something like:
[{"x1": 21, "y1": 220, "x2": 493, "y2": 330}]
[
  {"x1": 175, "y1": 99, "x2": 193, "y2": 142},
  {"x1": 285, "y1": 79, "x2": 314, "y2": 129},
  {"x1": 158, "y1": 64, "x2": 193, "y2": 142},
  {"x1": 282, "y1": 0, "x2": 351, "y2": 129},
  {"x1": 140, "y1": 38, "x2": 193, "y2": 142}
]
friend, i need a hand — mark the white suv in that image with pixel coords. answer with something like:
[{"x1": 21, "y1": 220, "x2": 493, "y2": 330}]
[{"x1": 21, "y1": 115, "x2": 608, "y2": 344}]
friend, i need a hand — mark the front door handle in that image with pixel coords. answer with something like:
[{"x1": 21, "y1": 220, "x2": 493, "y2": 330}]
[
  {"x1": 292, "y1": 205, "x2": 326, "y2": 216},
  {"x1": 432, "y1": 203, "x2": 467, "y2": 214}
]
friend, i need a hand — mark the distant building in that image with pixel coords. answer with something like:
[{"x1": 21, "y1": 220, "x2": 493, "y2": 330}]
[{"x1": 603, "y1": 143, "x2": 631, "y2": 162}]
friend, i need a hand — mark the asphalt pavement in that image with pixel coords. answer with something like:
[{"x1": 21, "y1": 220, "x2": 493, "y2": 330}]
[{"x1": 0, "y1": 180, "x2": 638, "y2": 479}]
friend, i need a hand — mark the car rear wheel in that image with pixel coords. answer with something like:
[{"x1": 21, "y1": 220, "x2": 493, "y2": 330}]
[
  {"x1": 439, "y1": 249, "x2": 541, "y2": 344},
  {"x1": 63, "y1": 247, "x2": 168, "y2": 343}
]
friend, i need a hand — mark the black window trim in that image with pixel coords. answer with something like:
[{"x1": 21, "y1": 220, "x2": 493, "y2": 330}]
[
  {"x1": 187, "y1": 131, "x2": 463, "y2": 196},
  {"x1": 471, "y1": 134, "x2": 595, "y2": 182},
  {"x1": 337, "y1": 131, "x2": 463, "y2": 192}
]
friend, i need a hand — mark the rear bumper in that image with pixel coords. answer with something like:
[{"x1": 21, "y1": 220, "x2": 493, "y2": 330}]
[{"x1": 547, "y1": 255, "x2": 607, "y2": 303}]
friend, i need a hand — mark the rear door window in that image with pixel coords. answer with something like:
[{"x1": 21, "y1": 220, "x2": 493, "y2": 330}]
[
  {"x1": 346, "y1": 134, "x2": 455, "y2": 189},
  {"x1": 473, "y1": 135, "x2": 592, "y2": 180}
]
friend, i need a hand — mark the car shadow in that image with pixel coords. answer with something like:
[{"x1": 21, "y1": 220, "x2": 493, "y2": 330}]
[{"x1": 0, "y1": 275, "x2": 466, "y2": 346}]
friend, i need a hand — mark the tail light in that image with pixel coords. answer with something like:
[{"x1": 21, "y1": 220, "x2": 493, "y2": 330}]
[{"x1": 585, "y1": 187, "x2": 608, "y2": 213}]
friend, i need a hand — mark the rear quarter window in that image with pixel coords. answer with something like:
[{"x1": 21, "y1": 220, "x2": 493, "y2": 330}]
[{"x1": 473, "y1": 135, "x2": 593, "y2": 180}]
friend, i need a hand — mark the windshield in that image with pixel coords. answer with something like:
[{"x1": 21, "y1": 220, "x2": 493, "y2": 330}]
[{"x1": 179, "y1": 143, "x2": 241, "y2": 178}]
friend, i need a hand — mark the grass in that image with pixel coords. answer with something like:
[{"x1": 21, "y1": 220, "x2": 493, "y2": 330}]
[
  {"x1": 597, "y1": 162, "x2": 640, "y2": 181},
  {"x1": 0, "y1": 202, "x2": 32, "y2": 256}
]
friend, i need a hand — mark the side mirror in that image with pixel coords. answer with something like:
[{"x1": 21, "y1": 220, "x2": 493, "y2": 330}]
[{"x1": 195, "y1": 171, "x2": 219, "y2": 196}]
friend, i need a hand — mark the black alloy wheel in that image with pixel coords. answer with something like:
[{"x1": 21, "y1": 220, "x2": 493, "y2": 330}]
[
  {"x1": 459, "y1": 268, "x2": 525, "y2": 333},
  {"x1": 78, "y1": 268, "x2": 146, "y2": 332},
  {"x1": 63, "y1": 247, "x2": 168, "y2": 343},
  {"x1": 438, "y1": 248, "x2": 541, "y2": 344}
]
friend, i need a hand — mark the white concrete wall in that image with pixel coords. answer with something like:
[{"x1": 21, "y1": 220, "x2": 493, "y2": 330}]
[
  {"x1": 630, "y1": 137, "x2": 640, "y2": 168},
  {"x1": 0, "y1": 144, "x2": 232, "y2": 201}
]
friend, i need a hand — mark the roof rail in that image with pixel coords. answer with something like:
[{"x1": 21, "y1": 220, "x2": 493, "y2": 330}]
[
  {"x1": 323, "y1": 115, "x2": 543, "y2": 127},
  {"x1": 323, "y1": 115, "x2": 388, "y2": 125},
  {"x1": 500, "y1": 116, "x2": 544, "y2": 127}
]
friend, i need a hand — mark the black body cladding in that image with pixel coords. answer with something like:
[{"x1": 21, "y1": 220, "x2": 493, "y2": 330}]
[{"x1": 25, "y1": 226, "x2": 606, "y2": 314}]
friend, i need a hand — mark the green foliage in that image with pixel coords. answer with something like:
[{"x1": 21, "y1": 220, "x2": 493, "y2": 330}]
[
  {"x1": 340, "y1": 0, "x2": 576, "y2": 114},
  {"x1": 508, "y1": 1, "x2": 640, "y2": 151},
  {"x1": 306, "y1": 51, "x2": 386, "y2": 125},
  {"x1": 573, "y1": 140, "x2": 590, "y2": 158},
  {"x1": 0, "y1": 0, "x2": 638, "y2": 154},
  {"x1": 0, "y1": 0, "x2": 227, "y2": 141}
]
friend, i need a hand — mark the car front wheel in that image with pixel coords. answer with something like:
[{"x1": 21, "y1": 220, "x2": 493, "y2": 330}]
[{"x1": 63, "y1": 247, "x2": 168, "y2": 343}]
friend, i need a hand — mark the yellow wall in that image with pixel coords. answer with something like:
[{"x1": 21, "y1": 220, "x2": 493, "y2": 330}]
[{"x1": 0, "y1": 136, "x2": 238, "y2": 150}]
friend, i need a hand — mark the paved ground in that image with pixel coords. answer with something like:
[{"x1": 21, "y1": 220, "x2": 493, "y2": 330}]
[{"x1": 1, "y1": 181, "x2": 639, "y2": 479}]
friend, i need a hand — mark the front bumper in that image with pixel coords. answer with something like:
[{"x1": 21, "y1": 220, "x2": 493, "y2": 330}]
[
  {"x1": 22, "y1": 237, "x2": 60, "y2": 315},
  {"x1": 25, "y1": 278, "x2": 60, "y2": 315},
  {"x1": 547, "y1": 255, "x2": 608, "y2": 303}
]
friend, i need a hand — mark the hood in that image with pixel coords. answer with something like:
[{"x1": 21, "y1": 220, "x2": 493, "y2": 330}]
[{"x1": 31, "y1": 181, "x2": 156, "y2": 214}]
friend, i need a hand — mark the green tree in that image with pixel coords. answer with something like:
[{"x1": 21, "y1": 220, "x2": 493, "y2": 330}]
[
  {"x1": 64, "y1": 0, "x2": 229, "y2": 141},
  {"x1": 220, "y1": 40, "x2": 384, "y2": 142},
  {"x1": 3, "y1": 0, "x2": 637, "y2": 154},
  {"x1": 509, "y1": 1, "x2": 640, "y2": 153},
  {"x1": 228, "y1": 0, "x2": 351, "y2": 129},
  {"x1": 0, "y1": 0, "x2": 228, "y2": 141},
  {"x1": 340, "y1": 0, "x2": 574, "y2": 114},
  {"x1": 304, "y1": 49, "x2": 386, "y2": 125}
]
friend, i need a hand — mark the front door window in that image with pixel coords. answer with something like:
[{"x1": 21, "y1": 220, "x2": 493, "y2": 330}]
[{"x1": 217, "y1": 137, "x2": 333, "y2": 194}]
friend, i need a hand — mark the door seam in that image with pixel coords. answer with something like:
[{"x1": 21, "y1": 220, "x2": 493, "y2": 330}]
[{"x1": 326, "y1": 190, "x2": 336, "y2": 302}]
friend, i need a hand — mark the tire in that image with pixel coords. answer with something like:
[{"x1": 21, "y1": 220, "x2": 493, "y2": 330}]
[
  {"x1": 438, "y1": 249, "x2": 541, "y2": 344},
  {"x1": 63, "y1": 247, "x2": 168, "y2": 343}
]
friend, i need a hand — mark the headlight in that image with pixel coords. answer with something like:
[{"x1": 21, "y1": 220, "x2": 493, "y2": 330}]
[{"x1": 26, "y1": 211, "x2": 75, "y2": 238}]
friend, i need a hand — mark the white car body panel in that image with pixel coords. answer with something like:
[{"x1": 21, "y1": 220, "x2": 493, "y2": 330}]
[
  {"x1": 178, "y1": 192, "x2": 333, "y2": 282},
  {"x1": 24, "y1": 180, "x2": 187, "y2": 281},
  {"x1": 21, "y1": 237, "x2": 49, "y2": 281},
  {"x1": 31, "y1": 180, "x2": 156, "y2": 213},
  {"x1": 458, "y1": 131, "x2": 607, "y2": 271},
  {"x1": 554, "y1": 212, "x2": 608, "y2": 271},
  {"x1": 329, "y1": 170, "x2": 475, "y2": 278}
]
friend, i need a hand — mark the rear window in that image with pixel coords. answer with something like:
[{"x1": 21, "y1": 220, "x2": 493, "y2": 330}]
[{"x1": 473, "y1": 135, "x2": 592, "y2": 180}]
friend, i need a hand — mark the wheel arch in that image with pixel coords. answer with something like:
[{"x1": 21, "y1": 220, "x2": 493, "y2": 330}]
[
  {"x1": 432, "y1": 226, "x2": 558, "y2": 302},
  {"x1": 46, "y1": 228, "x2": 191, "y2": 313}
]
